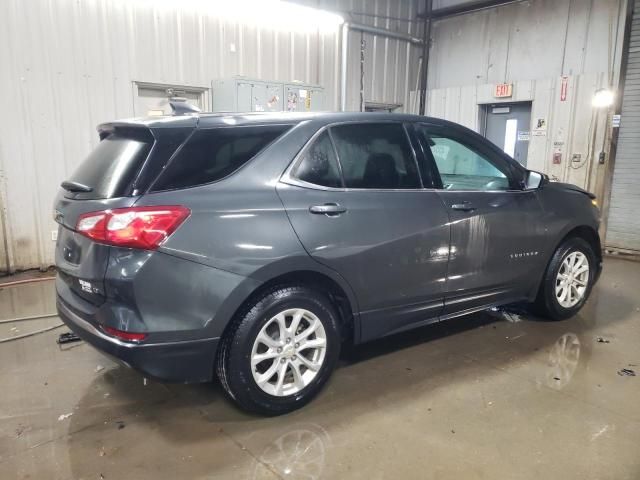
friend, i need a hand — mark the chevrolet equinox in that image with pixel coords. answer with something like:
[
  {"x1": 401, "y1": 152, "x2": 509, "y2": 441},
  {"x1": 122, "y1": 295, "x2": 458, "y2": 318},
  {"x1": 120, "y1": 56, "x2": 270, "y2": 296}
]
[{"x1": 54, "y1": 112, "x2": 602, "y2": 415}]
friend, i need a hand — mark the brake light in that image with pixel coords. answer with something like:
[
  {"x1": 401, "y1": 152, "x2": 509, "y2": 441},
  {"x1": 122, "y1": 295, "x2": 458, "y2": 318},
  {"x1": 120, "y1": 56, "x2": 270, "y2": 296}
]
[
  {"x1": 102, "y1": 325, "x2": 147, "y2": 342},
  {"x1": 76, "y1": 206, "x2": 190, "y2": 250}
]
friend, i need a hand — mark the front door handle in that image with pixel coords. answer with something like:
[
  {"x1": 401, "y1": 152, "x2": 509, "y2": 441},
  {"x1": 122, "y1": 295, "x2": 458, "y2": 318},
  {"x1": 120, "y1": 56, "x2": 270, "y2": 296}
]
[
  {"x1": 451, "y1": 202, "x2": 476, "y2": 212},
  {"x1": 309, "y1": 203, "x2": 347, "y2": 216}
]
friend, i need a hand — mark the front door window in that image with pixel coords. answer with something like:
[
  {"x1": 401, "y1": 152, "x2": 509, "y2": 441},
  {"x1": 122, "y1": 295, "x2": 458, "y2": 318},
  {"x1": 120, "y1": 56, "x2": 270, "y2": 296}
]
[{"x1": 419, "y1": 130, "x2": 510, "y2": 191}]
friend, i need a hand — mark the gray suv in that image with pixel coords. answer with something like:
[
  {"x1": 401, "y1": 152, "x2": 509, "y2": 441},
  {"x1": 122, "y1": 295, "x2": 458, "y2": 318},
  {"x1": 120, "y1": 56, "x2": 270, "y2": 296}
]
[{"x1": 54, "y1": 112, "x2": 602, "y2": 415}]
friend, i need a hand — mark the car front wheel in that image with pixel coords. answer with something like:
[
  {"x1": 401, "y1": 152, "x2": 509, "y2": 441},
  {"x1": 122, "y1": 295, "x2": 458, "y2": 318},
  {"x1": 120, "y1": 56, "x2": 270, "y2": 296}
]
[
  {"x1": 534, "y1": 237, "x2": 597, "y2": 320},
  {"x1": 217, "y1": 286, "x2": 341, "y2": 415}
]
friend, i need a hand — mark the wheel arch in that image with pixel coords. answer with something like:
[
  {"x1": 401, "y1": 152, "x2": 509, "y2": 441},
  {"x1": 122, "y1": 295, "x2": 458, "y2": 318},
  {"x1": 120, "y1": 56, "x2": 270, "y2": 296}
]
[
  {"x1": 564, "y1": 225, "x2": 602, "y2": 262},
  {"x1": 531, "y1": 223, "x2": 602, "y2": 301},
  {"x1": 546, "y1": 224, "x2": 602, "y2": 267},
  {"x1": 530, "y1": 224, "x2": 602, "y2": 319},
  {"x1": 219, "y1": 268, "x2": 359, "y2": 351}
]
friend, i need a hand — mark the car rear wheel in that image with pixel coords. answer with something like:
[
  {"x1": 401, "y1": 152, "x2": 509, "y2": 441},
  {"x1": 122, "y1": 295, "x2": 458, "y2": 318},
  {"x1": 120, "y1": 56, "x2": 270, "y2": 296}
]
[
  {"x1": 217, "y1": 286, "x2": 341, "y2": 415},
  {"x1": 533, "y1": 237, "x2": 597, "y2": 320}
]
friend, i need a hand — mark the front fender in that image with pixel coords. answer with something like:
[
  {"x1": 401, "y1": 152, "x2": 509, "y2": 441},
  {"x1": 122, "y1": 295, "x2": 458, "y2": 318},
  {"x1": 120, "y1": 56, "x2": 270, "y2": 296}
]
[{"x1": 529, "y1": 184, "x2": 601, "y2": 298}]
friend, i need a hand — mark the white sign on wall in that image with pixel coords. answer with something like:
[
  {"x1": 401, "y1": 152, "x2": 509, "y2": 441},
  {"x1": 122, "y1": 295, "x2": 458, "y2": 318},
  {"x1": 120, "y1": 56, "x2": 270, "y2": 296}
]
[
  {"x1": 532, "y1": 118, "x2": 547, "y2": 136},
  {"x1": 517, "y1": 131, "x2": 531, "y2": 141}
]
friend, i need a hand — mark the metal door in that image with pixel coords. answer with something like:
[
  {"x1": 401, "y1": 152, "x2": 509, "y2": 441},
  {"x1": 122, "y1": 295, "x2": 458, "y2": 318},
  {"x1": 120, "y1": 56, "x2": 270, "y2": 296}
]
[
  {"x1": 278, "y1": 186, "x2": 451, "y2": 341},
  {"x1": 277, "y1": 122, "x2": 451, "y2": 341},
  {"x1": 483, "y1": 102, "x2": 532, "y2": 166},
  {"x1": 437, "y1": 189, "x2": 545, "y2": 314},
  {"x1": 606, "y1": 0, "x2": 640, "y2": 252},
  {"x1": 414, "y1": 123, "x2": 546, "y2": 316}
]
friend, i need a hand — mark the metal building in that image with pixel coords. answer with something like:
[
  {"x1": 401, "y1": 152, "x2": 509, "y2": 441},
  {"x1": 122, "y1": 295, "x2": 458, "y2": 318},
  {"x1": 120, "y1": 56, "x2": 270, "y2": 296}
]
[
  {"x1": 419, "y1": 0, "x2": 626, "y2": 208},
  {"x1": 0, "y1": 0, "x2": 637, "y2": 269},
  {"x1": 0, "y1": 0, "x2": 421, "y2": 271},
  {"x1": 5, "y1": 2, "x2": 640, "y2": 478}
]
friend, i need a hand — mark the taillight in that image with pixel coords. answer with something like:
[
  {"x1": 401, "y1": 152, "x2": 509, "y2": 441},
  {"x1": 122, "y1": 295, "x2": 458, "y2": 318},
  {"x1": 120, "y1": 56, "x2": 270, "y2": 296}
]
[
  {"x1": 102, "y1": 325, "x2": 147, "y2": 343},
  {"x1": 76, "y1": 206, "x2": 190, "y2": 250}
]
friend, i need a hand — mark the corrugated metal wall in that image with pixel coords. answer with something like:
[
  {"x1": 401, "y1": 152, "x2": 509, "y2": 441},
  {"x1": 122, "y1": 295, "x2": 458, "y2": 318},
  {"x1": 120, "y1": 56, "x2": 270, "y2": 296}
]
[
  {"x1": 427, "y1": 0, "x2": 624, "y2": 89},
  {"x1": 338, "y1": 0, "x2": 421, "y2": 111},
  {"x1": 606, "y1": 0, "x2": 640, "y2": 252},
  {"x1": 416, "y1": 73, "x2": 611, "y2": 190},
  {"x1": 409, "y1": 0, "x2": 627, "y2": 195},
  {"x1": 298, "y1": 0, "x2": 422, "y2": 110},
  {"x1": 0, "y1": 0, "x2": 421, "y2": 271}
]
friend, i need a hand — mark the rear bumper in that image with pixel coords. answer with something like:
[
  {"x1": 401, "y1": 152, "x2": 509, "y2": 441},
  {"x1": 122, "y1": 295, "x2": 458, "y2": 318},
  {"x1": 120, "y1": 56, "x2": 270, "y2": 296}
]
[{"x1": 57, "y1": 295, "x2": 219, "y2": 383}]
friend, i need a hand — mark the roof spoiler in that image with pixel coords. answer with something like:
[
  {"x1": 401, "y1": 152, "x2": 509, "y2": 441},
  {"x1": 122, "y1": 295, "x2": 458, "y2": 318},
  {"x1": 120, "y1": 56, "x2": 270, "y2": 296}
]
[{"x1": 169, "y1": 100, "x2": 201, "y2": 116}]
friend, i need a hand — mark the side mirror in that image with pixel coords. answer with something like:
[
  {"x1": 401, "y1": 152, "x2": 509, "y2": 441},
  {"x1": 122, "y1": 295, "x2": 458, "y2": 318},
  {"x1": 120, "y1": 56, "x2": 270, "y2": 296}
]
[{"x1": 525, "y1": 170, "x2": 546, "y2": 190}]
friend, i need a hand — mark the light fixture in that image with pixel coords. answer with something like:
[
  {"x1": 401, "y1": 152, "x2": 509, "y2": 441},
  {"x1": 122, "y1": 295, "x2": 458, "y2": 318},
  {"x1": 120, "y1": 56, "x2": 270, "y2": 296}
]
[
  {"x1": 133, "y1": 0, "x2": 344, "y2": 33},
  {"x1": 592, "y1": 88, "x2": 615, "y2": 108}
]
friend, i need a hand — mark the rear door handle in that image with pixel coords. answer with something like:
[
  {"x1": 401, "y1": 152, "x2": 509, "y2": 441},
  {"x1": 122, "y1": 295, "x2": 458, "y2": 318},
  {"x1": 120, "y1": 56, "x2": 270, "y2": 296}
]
[
  {"x1": 451, "y1": 202, "x2": 476, "y2": 212},
  {"x1": 309, "y1": 203, "x2": 347, "y2": 216}
]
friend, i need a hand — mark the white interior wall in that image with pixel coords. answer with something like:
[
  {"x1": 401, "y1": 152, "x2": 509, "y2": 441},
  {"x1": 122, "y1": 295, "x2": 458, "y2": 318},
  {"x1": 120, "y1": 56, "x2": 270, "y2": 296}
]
[
  {"x1": 428, "y1": 0, "x2": 626, "y2": 89},
  {"x1": 0, "y1": 0, "x2": 420, "y2": 271},
  {"x1": 416, "y1": 73, "x2": 610, "y2": 190},
  {"x1": 1, "y1": 0, "x2": 627, "y2": 271},
  {"x1": 413, "y1": 0, "x2": 626, "y2": 196}
]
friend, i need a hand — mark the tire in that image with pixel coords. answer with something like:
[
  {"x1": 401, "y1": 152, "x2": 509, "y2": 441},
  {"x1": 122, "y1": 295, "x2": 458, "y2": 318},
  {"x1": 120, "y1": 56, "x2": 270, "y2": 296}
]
[
  {"x1": 533, "y1": 237, "x2": 597, "y2": 320},
  {"x1": 216, "y1": 285, "x2": 341, "y2": 415}
]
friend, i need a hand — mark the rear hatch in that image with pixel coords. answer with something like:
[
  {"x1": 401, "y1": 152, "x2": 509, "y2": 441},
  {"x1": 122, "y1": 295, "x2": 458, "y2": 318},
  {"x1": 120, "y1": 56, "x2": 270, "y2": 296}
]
[{"x1": 54, "y1": 124, "x2": 189, "y2": 305}]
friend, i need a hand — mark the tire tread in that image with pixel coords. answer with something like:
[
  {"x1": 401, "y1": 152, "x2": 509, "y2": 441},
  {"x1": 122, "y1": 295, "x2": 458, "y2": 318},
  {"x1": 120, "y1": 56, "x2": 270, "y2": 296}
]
[
  {"x1": 216, "y1": 284, "x2": 340, "y2": 415},
  {"x1": 533, "y1": 236, "x2": 596, "y2": 320}
]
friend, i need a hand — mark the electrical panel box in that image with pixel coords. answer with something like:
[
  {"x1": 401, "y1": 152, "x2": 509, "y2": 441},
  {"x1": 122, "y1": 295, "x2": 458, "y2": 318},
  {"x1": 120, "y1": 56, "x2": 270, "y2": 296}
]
[
  {"x1": 211, "y1": 78, "x2": 283, "y2": 112},
  {"x1": 284, "y1": 83, "x2": 325, "y2": 112},
  {"x1": 133, "y1": 82, "x2": 209, "y2": 116},
  {"x1": 212, "y1": 77, "x2": 325, "y2": 113}
]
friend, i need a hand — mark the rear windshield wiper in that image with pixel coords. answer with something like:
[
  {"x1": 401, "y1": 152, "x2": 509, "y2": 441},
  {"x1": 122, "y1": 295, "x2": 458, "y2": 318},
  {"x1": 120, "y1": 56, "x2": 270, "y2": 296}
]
[{"x1": 61, "y1": 180, "x2": 93, "y2": 193}]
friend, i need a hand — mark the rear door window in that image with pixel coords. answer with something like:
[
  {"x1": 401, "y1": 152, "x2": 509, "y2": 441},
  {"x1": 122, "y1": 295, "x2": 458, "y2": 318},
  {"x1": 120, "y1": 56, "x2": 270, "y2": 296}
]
[
  {"x1": 151, "y1": 125, "x2": 290, "y2": 191},
  {"x1": 329, "y1": 123, "x2": 421, "y2": 189},
  {"x1": 66, "y1": 127, "x2": 153, "y2": 199},
  {"x1": 292, "y1": 131, "x2": 343, "y2": 188},
  {"x1": 128, "y1": 127, "x2": 193, "y2": 196}
]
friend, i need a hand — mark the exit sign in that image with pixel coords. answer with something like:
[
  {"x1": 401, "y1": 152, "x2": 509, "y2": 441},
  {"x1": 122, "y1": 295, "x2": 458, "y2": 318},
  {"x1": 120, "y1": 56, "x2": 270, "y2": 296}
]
[{"x1": 494, "y1": 83, "x2": 513, "y2": 98}]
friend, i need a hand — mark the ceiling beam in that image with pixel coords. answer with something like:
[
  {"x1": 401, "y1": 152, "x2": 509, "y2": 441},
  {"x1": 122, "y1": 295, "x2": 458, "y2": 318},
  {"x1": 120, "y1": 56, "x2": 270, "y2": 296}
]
[
  {"x1": 418, "y1": 0, "x2": 527, "y2": 20},
  {"x1": 349, "y1": 22, "x2": 424, "y2": 45}
]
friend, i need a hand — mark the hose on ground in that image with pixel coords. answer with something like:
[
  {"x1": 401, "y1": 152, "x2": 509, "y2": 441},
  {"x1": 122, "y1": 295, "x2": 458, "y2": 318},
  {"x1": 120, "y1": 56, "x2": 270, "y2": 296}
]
[
  {"x1": 0, "y1": 276, "x2": 61, "y2": 341},
  {"x1": 0, "y1": 313, "x2": 59, "y2": 324},
  {"x1": 0, "y1": 323, "x2": 64, "y2": 343},
  {"x1": 0, "y1": 276, "x2": 55, "y2": 288}
]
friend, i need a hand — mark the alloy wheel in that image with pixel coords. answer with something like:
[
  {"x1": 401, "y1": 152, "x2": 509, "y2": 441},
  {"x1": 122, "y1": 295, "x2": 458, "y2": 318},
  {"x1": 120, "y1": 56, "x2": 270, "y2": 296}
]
[
  {"x1": 251, "y1": 308, "x2": 327, "y2": 397},
  {"x1": 555, "y1": 251, "x2": 590, "y2": 308}
]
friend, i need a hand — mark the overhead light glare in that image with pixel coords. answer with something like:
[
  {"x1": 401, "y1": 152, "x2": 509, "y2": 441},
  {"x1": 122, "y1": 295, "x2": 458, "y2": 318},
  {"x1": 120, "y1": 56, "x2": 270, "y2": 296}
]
[
  {"x1": 130, "y1": 0, "x2": 344, "y2": 33},
  {"x1": 592, "y1": 88, "x2": 615, "y2": 108}
]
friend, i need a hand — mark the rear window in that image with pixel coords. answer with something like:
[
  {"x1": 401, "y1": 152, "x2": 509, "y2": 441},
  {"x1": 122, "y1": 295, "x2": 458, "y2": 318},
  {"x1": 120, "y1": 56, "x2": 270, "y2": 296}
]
[
  {"x1": 67, "y1": 128, "x2": 153, "y2": 199},
  {"x1": 151, "y1": 125, "x2": 290, "y2": 191}
]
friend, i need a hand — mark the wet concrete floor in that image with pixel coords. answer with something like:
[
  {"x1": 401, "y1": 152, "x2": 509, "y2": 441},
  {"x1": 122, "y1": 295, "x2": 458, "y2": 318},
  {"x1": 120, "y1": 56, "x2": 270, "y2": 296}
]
[{"x1": 0, "y1": 257, "x2": 639, "y2": 479}]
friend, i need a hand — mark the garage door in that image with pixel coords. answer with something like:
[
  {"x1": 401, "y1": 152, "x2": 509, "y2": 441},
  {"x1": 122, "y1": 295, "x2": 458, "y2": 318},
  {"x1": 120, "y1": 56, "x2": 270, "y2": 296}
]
[{"x1": 607, "y1": 0, "x2": 640, "y2": 252}]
